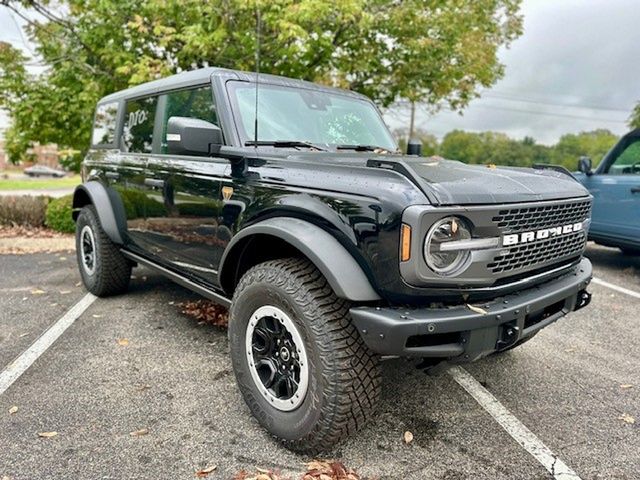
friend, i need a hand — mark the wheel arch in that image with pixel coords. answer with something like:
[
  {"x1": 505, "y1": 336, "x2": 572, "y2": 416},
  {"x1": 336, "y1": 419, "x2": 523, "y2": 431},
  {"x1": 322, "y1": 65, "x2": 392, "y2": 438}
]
[
  {"x1": 72, "y1": 181, "x2": 128, "y2": 245},
  {"x1": 218, "y1": 217, "x2": 381, "y2": 302}
]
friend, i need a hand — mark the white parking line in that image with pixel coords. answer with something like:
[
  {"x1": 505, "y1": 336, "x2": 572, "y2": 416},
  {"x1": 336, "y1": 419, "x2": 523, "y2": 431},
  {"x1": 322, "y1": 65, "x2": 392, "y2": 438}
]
[
  {"x1": 0, "y1": 293, "x2": 96, "y2": 396},
  {"x1": 592, "y1": 277, "x2": 640, "y2": 299},
  {"x1": 448, "y1": 366, "x2": 581, "y2": 480}
]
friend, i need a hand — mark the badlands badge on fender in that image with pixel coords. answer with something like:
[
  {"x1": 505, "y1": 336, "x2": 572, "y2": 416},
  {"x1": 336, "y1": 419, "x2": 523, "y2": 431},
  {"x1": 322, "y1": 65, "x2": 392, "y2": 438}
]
[
  {"x1": 502, "y1": 221, "x2": 584, "y2": 246},
  {"x1": 222, "y1": 186, "x2": 233, "y2": 201}
]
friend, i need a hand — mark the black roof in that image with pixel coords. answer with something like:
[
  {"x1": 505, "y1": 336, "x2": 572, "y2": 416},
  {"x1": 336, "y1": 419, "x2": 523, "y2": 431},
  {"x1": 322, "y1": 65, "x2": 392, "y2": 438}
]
[{"x1": 98, "y1": 67, "x2": 368, "y2": 105}]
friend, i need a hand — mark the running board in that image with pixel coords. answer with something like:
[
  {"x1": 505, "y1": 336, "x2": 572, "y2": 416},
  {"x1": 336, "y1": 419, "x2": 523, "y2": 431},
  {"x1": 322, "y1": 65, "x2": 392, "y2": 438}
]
[{"x1": 121, "y1": 250, "x2": 232, "y2": 308}]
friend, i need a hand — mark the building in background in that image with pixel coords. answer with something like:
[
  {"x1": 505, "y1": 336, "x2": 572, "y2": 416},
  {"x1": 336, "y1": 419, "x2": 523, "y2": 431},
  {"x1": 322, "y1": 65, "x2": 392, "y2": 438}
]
[
  {"x1": 26, "y1": 143, "x2": 60, "y2": 168},
  {"x1": 0, "y1": 141, "x2": 7, "y2": 169}
]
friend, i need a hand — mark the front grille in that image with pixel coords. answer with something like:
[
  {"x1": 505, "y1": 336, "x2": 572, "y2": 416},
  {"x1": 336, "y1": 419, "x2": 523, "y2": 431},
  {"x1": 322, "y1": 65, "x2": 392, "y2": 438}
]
[
  {"x1": 488, "y1": 198, "x2": 591, "y2": 274},
  {"x1": 492, "y1": 199, "x2": 591, "y2": 234},
  {"x1": 488, "y1": 231, "x2": 586, "y2": 273}
]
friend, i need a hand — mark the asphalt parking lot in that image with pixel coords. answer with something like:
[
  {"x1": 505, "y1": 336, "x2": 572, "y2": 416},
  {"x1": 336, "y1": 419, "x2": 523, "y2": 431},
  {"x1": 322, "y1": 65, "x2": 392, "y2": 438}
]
[{"x1": 0, "y1": 244, "x2": 638, "y2": 479}]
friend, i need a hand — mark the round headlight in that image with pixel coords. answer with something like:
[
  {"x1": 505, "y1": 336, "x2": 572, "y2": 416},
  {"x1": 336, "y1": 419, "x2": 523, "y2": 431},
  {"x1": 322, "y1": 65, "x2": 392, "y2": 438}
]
[{"x1": 424, "y1": 216, "x2": 472, "y2": 275}]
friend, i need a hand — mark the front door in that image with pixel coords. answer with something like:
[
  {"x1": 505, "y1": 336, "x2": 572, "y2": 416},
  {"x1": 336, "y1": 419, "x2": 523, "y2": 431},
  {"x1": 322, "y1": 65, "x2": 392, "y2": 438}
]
[
  {"x1": 138, "y1": 84, "x2": 230, "y2": 283},
  {"x1": 584, "y1": 133, "x2": 640, "y2": 243}
]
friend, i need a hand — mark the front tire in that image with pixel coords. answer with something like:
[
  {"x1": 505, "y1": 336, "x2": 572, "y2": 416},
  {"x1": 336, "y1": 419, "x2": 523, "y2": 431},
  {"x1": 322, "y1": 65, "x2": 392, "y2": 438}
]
[
  {"x1": 75, "y1": 205, "x2": 131, "y2": 296},
  {"x1": 229, "y1": 258, "x2": 381, "y2": 453}
]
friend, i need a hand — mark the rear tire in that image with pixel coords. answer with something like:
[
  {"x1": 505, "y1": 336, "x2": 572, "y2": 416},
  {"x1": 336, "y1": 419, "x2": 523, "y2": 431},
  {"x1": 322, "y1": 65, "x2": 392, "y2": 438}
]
[
  {"x1": 228, "y1": 258, "x2": 381, "y2": 453},
  {"x1": 75, "y1": 205, "x2": 131, "y2": 296}
]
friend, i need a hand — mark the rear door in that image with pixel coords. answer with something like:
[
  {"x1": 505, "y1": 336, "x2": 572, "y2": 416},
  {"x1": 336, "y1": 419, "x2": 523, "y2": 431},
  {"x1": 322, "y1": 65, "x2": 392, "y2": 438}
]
[
  {"x1": 118, "y1": 94, "x2": 164, "y2": 253},
  {"x1": 584, "y1": 133, "x2": 640, "y2": 243}
]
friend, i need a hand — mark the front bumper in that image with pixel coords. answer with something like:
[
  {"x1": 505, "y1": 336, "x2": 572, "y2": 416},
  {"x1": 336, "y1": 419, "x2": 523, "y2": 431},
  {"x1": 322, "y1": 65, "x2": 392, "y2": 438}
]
[{"x1": 350, "y1": 258, "x2": 592, "y2": 362}]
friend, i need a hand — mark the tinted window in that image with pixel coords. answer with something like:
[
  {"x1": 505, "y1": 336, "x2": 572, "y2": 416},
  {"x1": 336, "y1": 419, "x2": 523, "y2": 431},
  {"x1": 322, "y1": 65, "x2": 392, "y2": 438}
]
[
  {"x1": 92, "y1": 102, "x2": 119, "y2": 146},
  {"x1": 160, "y1": 86, "x2": 217, "y2": 153},
  {"x1": 123, "y1": 96, "x2": 158, "y2": 153},
  {"x1": 608, "y1": 138, "x2": 640, "y2": 175}
]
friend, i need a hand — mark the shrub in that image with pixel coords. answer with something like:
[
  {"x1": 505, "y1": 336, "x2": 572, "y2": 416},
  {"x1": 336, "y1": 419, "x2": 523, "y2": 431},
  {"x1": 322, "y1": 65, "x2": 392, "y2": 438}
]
[
  {"x1": 45, "y1": 194, "x2": 76, "y2": 233},
  {"x1": 0, "y1": 195, "x2": 49, "y2": 227}
]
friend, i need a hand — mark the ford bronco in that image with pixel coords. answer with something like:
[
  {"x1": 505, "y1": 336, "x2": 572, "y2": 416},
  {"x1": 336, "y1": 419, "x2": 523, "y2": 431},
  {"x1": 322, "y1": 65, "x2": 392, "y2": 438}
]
[{"x1": 73, "y1": 67, "x2": 593, "y2": 452}]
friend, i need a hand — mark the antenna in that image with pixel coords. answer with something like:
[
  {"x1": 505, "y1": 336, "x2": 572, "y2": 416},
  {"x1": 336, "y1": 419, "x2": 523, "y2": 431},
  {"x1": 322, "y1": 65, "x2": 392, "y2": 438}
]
[{"x1": 254, "y1": 4, "x2": 261, "y2": 147}]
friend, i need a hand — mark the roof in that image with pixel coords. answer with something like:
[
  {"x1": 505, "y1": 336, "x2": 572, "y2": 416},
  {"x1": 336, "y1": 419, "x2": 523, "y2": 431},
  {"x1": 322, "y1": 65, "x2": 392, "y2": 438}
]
[{"x1": 98, "y1": 67, "x2": 368, "y2": 105}]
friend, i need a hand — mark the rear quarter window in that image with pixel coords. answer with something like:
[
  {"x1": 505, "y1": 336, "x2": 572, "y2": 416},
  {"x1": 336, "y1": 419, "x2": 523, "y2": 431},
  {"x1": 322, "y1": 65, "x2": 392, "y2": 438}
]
[{"x1": 92, "y1": 102, "x2": 119, "y2": 147}]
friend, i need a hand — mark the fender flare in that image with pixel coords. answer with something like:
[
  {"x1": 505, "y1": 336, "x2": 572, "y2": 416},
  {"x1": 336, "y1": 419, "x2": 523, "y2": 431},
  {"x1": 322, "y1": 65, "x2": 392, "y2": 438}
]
[
  {"x1": 219, "y1": 217, "x2": 381, "y2": 302},
  {"x1": 72, "y1": 181, "x2": 128, "y2": 245}
]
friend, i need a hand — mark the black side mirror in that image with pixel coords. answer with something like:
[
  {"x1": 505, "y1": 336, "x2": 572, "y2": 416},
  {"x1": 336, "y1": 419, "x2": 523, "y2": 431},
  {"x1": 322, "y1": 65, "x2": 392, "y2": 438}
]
[
  {"x1": 166, "y1": 116, "x2": 223, "y2": 156},
  {"x1": 406, "y1": 138, "x2": 422, "y2": 156},
  {"x1": 578, "y1": 156, "x2": 593, "y2": 176}
]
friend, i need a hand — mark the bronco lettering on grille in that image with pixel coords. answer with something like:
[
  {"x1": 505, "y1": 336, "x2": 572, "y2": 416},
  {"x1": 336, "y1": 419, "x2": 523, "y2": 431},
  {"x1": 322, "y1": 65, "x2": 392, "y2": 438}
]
[{"x1": 502, "y1": 222, "x2": 584, "y2": 247}]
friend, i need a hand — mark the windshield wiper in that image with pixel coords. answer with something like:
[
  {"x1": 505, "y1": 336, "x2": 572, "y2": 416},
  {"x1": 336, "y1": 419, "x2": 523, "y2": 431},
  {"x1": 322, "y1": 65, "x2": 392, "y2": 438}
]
[
  {"x1": 245, "y1": 140, "x2": 328, "y2": 151},
  {"x1": 336, "y1": 144, "x2": 395, "y2": 154}
]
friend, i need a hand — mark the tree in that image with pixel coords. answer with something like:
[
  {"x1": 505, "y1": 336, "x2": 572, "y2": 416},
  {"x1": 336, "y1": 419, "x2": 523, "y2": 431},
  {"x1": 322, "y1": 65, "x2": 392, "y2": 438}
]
[
  {"x1": 551, "y1": 129, "x2": 618, "y2": 170},
  {"x1": 629, "y1": 103, "x2": 640, "y2": 130},
  {"x1": 393, "y1": 128, "x2": 438, "y2": 156},
  {"x1": 0, "y1": 0, "x2": 523, "y2": 169}
]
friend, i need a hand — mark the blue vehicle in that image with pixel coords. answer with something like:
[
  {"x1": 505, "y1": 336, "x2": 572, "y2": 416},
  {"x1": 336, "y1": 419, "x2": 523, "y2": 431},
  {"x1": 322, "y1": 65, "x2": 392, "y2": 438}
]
[{"x1": 575, "y1": 129, "x2": 640, "y2": 254}]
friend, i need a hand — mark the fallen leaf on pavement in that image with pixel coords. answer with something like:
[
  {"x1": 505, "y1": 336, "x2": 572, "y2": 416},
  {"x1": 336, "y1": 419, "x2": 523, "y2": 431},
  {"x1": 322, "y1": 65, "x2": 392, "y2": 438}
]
[
  {"x1": 31, "y1": 289, "x2": 45, "y2": 295},
  {"x1": 303, "y1": 460, "x2": 360, "y2": 480},
  {"x1": 75, "y1": 282, "x2": 82, "y2": 287},
  {"x1": 195, "y1": 465, "x2": 217, "y2": 477},
  {"x1": 466, "y1": 304, "x2": 488, "y2": 315},
  {"x1": 38, "y1": 431, "x2": 58, "y2": 438},
  {"x1": 403, "y1": 430, "x2": 414, "y2": 444},
  {"x1": 117, "y1": 338, "x2": 129, "y2": 346},
  {"x1": 9, "y1": 406, "x2": 18, "y2": 414},
  {"x1": 179, "y1": 300, "x2": 229, "y2": 328},
  {"x1": 619, "y1": 413, "x2": 635, "y2": 424},
  {"x1": 60, "y1": 290, "x2": 71, "y2": 295},
  {"x1": 92, "y1": 314, "x2": 103, "y2": 318},
  {"x1": 620, "y1": 384, "x2": 633, "y2": 389},
  {"x1": 130, "y1": 428, "x2": 149, "y2": 436}
]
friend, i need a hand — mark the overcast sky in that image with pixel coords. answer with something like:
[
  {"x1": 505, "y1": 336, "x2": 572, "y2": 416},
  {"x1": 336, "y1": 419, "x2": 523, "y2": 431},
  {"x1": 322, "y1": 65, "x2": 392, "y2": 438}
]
[{"x1": 0, "y1": 0, "x2": 638, "y2": 144}]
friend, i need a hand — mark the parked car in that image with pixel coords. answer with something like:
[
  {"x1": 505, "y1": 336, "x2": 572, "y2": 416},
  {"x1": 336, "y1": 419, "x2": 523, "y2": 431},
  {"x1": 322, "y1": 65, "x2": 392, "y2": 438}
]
[
  {"x1": 575, "y1": 129, "x2": 640, "y2": 254},
  {"x1": 72, "y1": 67, "x2": 593, "y2": 452},
  {"x1": 24, "y1": 165, "x2": 66, "y2": 178}
]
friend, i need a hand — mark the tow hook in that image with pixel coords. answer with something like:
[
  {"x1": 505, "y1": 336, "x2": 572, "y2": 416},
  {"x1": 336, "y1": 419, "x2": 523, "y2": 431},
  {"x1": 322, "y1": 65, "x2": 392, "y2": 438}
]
[
  {"x1": 496, "y1": 322, "x2": 520, "y2": 350},
  {"x1": 574, "y1": 289, "x2": 592, "y2": 311}
]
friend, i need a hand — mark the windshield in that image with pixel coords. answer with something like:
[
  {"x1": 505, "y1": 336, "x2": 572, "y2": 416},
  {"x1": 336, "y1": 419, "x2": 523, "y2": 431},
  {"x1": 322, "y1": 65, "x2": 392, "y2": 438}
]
[{"x1": 227, "y1": 81, "x2": 397, "y2": 151}]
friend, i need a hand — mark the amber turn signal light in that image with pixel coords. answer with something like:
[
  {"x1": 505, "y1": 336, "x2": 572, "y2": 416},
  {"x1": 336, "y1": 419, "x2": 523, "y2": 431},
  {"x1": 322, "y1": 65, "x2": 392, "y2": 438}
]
[{"x1": 400, "y1": 223, "x2": 411, "y2": 262}]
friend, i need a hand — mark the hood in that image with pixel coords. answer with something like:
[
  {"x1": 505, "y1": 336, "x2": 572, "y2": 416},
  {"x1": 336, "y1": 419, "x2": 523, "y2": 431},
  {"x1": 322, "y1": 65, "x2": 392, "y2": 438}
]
[
  {"x1": 276, "y1": 151, "x2": 589, "y2": 206},
  {"x1": 391, "y1": 157, "x2": 589, "y2": 206}
]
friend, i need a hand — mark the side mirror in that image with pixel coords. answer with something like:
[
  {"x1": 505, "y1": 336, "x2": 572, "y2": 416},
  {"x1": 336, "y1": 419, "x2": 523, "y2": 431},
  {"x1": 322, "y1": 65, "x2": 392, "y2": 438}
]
[
  {"x1": 406, "y1": 138, "x2": 422, "y2": 156},
  {"x1": 166, "y1": 116, "x2": 223, "y2": 156},
  {"x1": 578, "y1": 156, "x2": 593, "y2": 176}
]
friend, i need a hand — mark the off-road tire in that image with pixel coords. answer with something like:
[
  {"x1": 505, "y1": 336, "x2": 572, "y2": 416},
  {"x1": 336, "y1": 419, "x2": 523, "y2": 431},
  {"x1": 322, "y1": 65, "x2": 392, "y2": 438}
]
[
  {"x1": 228, "y1": 258, "x2": 381, "y2": 453},
  {"x1": 75, "y1": 205, "x2": 131, "y2": 296}
]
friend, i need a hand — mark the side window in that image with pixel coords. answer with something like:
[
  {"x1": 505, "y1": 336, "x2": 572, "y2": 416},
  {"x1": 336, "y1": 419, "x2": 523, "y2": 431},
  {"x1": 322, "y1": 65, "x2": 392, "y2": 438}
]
[
  {"x1": 122, "y1": 96, "x2": 158, "y2": 153},
  {"x1": 160, "y1": 86, "x2": 218, "y2": 153},
  {"x1": 92, "y1": 102, "x2": 119, "y2": 146},
  {"x1": 607, "y1": 139, "x2": 640, "y2": 175}
]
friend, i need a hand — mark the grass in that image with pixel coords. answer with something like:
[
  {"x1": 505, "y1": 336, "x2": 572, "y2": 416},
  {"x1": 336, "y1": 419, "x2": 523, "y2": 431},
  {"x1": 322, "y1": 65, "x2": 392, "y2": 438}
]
[{"x1": 0, "y1": 175, "x2": 81, "y2": 191}]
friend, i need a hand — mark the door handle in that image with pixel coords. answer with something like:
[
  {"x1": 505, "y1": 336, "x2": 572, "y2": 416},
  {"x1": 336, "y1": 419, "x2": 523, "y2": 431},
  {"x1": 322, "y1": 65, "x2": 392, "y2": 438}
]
[
  {"x1": 105, "y1": 171, "x2": 119, "y2": 180},
  {"x1": 631, "y1": 187, "x2": 640, "y2": 194},
  {"x1": 144, "y1": 178, "x2": 165, "y2": 188}
]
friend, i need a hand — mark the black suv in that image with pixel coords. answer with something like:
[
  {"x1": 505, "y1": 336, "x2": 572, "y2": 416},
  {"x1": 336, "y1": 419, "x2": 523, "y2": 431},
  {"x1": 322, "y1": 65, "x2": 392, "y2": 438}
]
[{"x1": 73, "y1": 67, "x2": 593, "y2": 452}]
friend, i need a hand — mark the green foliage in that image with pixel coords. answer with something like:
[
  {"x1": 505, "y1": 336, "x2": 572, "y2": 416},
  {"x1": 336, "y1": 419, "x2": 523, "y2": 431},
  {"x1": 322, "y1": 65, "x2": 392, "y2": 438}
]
[
  {"x1": 550, "y1": 129, "x2": 618, "y2": 169},
  {"x1": 408, "y1": 128, "x2": 618, "y2": 171},
  {"x1": 45, "y1": 194, "x2": 76, "y2": 233},
  {"x1": 629, "y1": 103, "x2": 640, "y2": 130},
  {"x1": 0, "y1": 0, "x2": 523, "y2": 164},
  {"x1": 0, "y1": 195, "x2": 49, "y2": 227}
]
